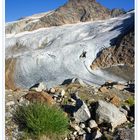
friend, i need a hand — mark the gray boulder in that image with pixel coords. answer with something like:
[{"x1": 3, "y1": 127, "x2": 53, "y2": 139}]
[
  {"x1": 95, "y1": 100, "x2": 127, "y2": 130},
  {"x1": 114, "y1": 128, "x2": 134, "y2": 140},
  {"x1": 29, "y1": 82, "x2": 47, "y2": 92},
  {"x1": 73, "y1": 93, "x2": 91, "y2": 122},
  {"x1": 72, "y1": 78, "x2": 87, "y2": 87}
]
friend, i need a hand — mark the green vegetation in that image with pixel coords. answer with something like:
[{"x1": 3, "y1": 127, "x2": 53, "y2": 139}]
[
  {"x1": 125, "y1": 97, "x2": 135, "y2": 106},
  {"x1": 13, "y1": 102, "x2": 69, "y2": 139}
]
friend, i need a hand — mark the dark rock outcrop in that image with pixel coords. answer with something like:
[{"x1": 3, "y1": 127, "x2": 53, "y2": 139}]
[
  {"x1": 91, "y1": 27, "x2": 134, "y2": 70},
  {"x1": 111, "y1": 8, "x2": 126, "y2": 17}
]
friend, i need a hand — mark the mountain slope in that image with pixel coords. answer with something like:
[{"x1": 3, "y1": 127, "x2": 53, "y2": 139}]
[
  {"x1": 5, "y1": 11, "x2": 134, "y2": 89},
  {"x1": 6, "y1": 0, "x2": 111, "y2": 34}
]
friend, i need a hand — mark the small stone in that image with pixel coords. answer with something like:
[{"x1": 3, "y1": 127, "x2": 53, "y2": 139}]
[
  {"x1": 78, "y1": 129, "x2": 86, "y2": 135},
  {"x1": 49, "y1": 88, "x2": 56, "y2": 94},
  {"x1": 70, "y1": 135, "x2": 75, "y2": 140},
  {"x1": 94, "y1": 92, "x2": 98, "y2": 95},
  {"x1": 88, "y1": 99, "x2": 95, "y2": 103},
  {"x1": 69, "y1": 98, "x2": 76, "y2": 103},
  {"x1": 105, "y1": 97, "x2": 110, "y2": 102},
  {"x1": 88, "y1": 120, "x2": 98, "y2": 128},
  {"x1": 5, "y1": 112, "x2": 12, "y2": 118},
  {"x1": 18, "y1": 97, "x2": 30, "y2": 105},
  {"x1": 110, "y1": 95, "x2": 121, "y2": 106},
  {"x1": 94, "y1": 88, "x2": 98, "y2": 93},
  {"x1": 123, "y1": 105, "x2": 130, "y2": 111},
  {"x1": 53, "y1": 94, "x2": 59, "y2": 98},
  {"x1": 86, "y1": 127, "x2": 91, "y2": 133},
  {"x1": 7, "y1": 94, "x2": 12, "y2": 97},
  {"x1": 119, "y1": 107, "x2": 128, "y2": 116},
  {"x1": 70, "y1": 122, "x2": 86, "y2": 136},
  {"x1": 99, "y1": 86, "x2": 109, "y2": 93},
  {"x1": 6, "y1": 101, "x2": 15, "y2": 106},
  {"x1": 80, "y1": 123, "x2": 85, "y2": 129},
  {"x1": 93, "y1": 130, "x2": 102, "y2": 139},
  {"x1": 53, "y1": 97, "x2": 57, "y2": 101},
  {"x1": 129, "y1": 116, "x2": 134, "y2": 122},
  {"x1": 64, "y1": 95, "x2": 67, "y2": 98},
  {"x1": 113, "y1": 84, "x2": 126, "y2": 90},
  {"x1": 70, "y1": 124, "x2": 81, "y2": 132},
  {"x1": 57, "y1": 98, "x2": 62, "y2": 103},
  {"x1": 73, "y1": 131, "x2": 77, "y2": 136},
  {"x1": 60, "y1": 89, "x2": 65, "y2": 97}
]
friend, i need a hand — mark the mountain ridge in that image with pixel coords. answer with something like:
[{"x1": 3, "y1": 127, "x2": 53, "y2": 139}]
[{"x1": 6, "y1": 0, "x2": 111, "y2": 34}]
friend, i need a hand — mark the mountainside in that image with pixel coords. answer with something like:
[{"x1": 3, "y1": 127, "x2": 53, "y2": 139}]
[
  {"x1": 6, "y1": 0, "x2": 112, "y2": 34},
  {"x1": 5, "y1": 9, "x2": 134, "y2": 90},
  {"x1": 5, "y1": 1, "x2": 135, "y2": 140}
]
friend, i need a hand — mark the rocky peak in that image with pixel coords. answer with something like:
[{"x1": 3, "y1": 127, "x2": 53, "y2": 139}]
[{"x1": 6, "y1": 0, "x2": 111, "y2": 34}]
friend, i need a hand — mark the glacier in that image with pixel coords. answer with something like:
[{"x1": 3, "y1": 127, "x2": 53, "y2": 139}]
[{"x1": 5, "y1": 11, "x2": 134, "y2": 89}]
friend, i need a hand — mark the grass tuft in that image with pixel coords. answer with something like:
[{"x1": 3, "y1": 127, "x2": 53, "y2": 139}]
[
  {"x1": 13, "y1": 102, "x2": 69, "y2": 139},
  {"x1": 125, "y1": 97, "x2": 134, "y2": 106}
]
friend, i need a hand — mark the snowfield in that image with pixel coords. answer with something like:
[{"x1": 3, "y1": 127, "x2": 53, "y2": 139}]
[{"x1": 5, "y1": 11, "x2": 134, "y2": 88}]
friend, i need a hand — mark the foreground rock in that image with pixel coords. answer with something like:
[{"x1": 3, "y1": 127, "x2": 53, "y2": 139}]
[
  {"x1": 73, "y1": 94, "x2": 91, "y2": 122},
  {"x1": 114, "y1": 128, "x2": 134, "y2": 140},
  {"x1": 23, "y1": 91, "x2": 54, "y2": 105},
  {"x1": 95, "y1": 100, "x2": 127, "y2": 130},
  {"x1": 29, "y1": 82, "x2": 47, "y2": 92},
  {"x1": 88, "y1": 120, "x2": 98, "y2": 128}
]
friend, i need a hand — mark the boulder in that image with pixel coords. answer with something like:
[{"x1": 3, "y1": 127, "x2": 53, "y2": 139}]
[
  {"x1": 73, "y1": 94, "x2": 91, "y2": 122},
  {"x1": 72, "y1": 78, "x2": 87, "y2": 87},
  {"x1": 95, "y1": 100, "x2": 127, "y2": 130},
  {"x1": 114, "y1": 128, "x2": 134, "y2": 140},
  {"x1": 29, "y1": 82, "x2": 47, "y2": 92},
  {"x1": 23, "y1": 91, "x2": 54, "y2": 105}
]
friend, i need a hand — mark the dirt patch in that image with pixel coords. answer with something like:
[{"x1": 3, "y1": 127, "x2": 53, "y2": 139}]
[{"x1": 5, "y1": 58, "x2": 17, "y2": 90}]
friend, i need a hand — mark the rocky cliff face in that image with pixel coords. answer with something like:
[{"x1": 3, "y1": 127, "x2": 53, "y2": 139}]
[
  {"x1": 90, "y1": 27, "x2": 134, "y2": 69},
  {"x1": 6, "y1": 0, "x2": 111, "y2": 34}
]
